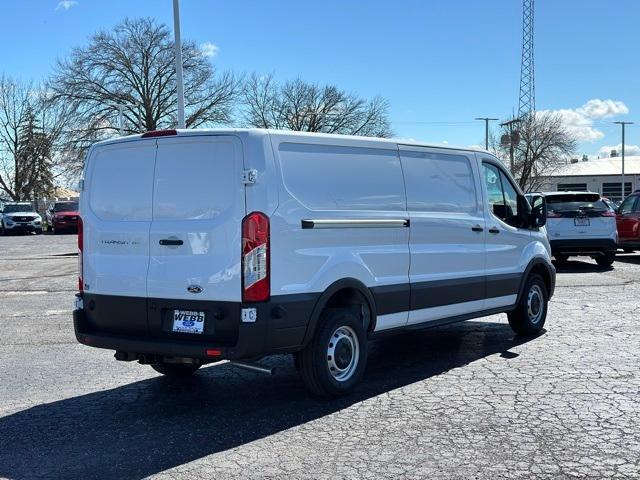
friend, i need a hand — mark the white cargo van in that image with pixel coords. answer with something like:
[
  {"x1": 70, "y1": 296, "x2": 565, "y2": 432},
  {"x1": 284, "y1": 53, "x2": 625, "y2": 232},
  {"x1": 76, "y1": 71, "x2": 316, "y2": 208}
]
[{"x1": 73, "y1": 129, "x2": 555, "y2": 397}]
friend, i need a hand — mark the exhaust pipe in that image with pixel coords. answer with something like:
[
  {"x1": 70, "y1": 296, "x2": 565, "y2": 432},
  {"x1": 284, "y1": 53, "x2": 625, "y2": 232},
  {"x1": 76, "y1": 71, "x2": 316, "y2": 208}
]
[{"x1": 229, "y1": 360, "x2": 275, "y2": 375}]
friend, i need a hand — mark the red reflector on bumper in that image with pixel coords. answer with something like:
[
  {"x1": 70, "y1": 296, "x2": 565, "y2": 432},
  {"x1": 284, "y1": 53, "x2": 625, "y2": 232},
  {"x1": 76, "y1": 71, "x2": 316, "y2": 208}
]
[{"x1": 206, "y1": 348, "x2": 222, "y2": 357}]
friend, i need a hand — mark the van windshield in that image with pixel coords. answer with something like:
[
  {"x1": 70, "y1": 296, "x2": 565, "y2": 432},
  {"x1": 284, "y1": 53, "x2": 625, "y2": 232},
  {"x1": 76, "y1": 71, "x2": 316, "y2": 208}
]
[{"x1": 546, "y1": 194, "x2": 609, "y2": 212}]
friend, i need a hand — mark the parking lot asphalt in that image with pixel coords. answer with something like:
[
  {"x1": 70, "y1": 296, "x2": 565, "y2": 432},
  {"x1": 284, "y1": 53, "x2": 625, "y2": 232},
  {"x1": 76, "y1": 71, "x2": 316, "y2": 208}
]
[{"x1": 0, "y1": 234, "x2": 638, "y2": 480}]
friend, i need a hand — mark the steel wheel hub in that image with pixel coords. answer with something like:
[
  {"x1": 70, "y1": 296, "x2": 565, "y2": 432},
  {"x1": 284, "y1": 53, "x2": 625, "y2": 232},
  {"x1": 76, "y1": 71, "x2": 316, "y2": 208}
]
[
  {"x1": 527, "y1": 284, "x2": 544, "y2": 324},
  {"x1": 327, "y1": 325, "x2": 359, "y2": 382}
]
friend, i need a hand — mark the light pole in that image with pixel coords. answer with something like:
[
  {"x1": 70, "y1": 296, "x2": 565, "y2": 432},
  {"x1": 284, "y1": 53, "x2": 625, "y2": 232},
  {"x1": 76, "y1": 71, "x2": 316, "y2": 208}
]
[
  {"x1": 173, "y1": 0, "x2": 186, "y2": 129},
  {"x1": 117, "y1": 104, "x2": 124, "y2": 135},
  {"x1": 475, "y1": 117, "x2": 499, "y2": 150},
  {"x1": 614, "y1": 121, "x2": 633, "y2": 201}
]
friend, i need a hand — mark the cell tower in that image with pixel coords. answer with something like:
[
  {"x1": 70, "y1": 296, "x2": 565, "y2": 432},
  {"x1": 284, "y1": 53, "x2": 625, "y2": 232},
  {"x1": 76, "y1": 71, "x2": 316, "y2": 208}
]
[{"x1": 517, "y1": 0, "x2": 535, "y2": 118}]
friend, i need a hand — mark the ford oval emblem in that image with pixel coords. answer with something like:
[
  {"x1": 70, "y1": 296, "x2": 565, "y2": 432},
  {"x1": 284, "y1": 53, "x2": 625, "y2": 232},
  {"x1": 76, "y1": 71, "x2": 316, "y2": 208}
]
[{"x1": 187, "y1": 285, "x2": 202, "y2": 294}]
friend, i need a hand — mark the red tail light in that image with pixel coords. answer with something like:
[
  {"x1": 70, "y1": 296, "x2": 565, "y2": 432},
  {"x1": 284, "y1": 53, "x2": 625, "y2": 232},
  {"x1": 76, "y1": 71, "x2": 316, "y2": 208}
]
[
  {"x1": 78, "y1": 216, "x2": 83, "y2": 292},
  {"x1": 600, "y1": 210, "x2": 616, "y2": 217},
  {"x1": 546, "y1": 210, "x2": 561, "y2": 218},
  {"x1": 242, "y1": 212, "x2": 270, "y2": 302}
]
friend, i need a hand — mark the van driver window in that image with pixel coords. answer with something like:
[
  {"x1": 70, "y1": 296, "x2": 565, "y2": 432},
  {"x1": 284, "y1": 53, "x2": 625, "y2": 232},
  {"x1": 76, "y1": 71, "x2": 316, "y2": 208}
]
[{"x1": 483, "y1": 163, "x2": 520, "y2": 227}]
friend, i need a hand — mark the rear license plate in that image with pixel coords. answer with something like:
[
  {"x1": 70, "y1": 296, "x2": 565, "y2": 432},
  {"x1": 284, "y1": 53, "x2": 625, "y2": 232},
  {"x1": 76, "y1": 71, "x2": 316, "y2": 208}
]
[
  {"x1": 574, "y1": 217, "x2": 590, "y2": 226},
  {"x1": 172, "y1": 310, "x2": 205, "y2": 334}
]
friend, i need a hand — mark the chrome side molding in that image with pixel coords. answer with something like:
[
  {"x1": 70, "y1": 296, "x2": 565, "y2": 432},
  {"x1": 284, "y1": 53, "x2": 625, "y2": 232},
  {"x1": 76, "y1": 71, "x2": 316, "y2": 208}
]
[{"x1": 301, "y1": 218, "x2": 409, "y2": 229}]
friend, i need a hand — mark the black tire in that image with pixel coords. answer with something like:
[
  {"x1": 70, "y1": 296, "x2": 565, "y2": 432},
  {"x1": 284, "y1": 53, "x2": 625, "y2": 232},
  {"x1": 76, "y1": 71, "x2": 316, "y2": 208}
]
[
  {"x1": 35, "y1": 228, "x2": 42, "y2": 235},
  {"x1": 595, "y1": 252, "x2": 615, "y2": 268},
  {"x1": 151, "y1": 362, "x2": 201, "y2": 377},
  {"x1": 508, "y1": 273, "x2": 548, "y2": 336},
  {"x1": 298, "y1": 308, "x2": 368, "y2": 398}
]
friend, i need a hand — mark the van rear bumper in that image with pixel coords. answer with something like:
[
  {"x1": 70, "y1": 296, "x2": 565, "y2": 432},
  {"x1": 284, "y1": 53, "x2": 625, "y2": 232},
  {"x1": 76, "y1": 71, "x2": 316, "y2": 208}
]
[
  {"x1": 73, "y1": 292, "x2": 319, "y2": 361},
  {"x1": 74, "y1": 308, "x2": 247, "y2": 360}
]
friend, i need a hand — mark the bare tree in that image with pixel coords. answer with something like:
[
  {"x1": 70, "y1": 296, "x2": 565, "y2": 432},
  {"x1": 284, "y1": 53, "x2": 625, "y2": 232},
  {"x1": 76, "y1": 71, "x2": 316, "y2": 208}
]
[
  {"x1": 493, "y1": 112, "x2": 577, "y2": 192},
  {"x1": 242, "y1": 74, "x2": 392, "y2": 137},
  {"x1": 0, "y1": 77, "x2": 69, "y2": 201},
  {"x1": 49, "y1": 17, "x2": 240, "y2": 173}
]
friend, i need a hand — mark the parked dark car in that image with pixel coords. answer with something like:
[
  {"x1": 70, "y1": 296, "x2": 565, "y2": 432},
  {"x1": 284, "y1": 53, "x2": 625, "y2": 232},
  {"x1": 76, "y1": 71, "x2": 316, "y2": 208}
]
[
  {"x1": 46, "y1": 200, "x2": 79, "y2": 234},
  {"x1": 616, "y1": 192, "x2": 640, "y2": 253}
]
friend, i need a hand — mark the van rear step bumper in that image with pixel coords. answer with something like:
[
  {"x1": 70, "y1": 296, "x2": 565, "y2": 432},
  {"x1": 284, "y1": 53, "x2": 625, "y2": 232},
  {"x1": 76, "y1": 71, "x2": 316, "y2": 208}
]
[
  {"x1": 550, "y1": 238, "x2": 617, "y2": 256},
  {"x1": 73, "y1": 292, "x2": 317, "y2": 360},
  {"x1": 74, "y1": 308, "x2": 238, "y2": 360}
]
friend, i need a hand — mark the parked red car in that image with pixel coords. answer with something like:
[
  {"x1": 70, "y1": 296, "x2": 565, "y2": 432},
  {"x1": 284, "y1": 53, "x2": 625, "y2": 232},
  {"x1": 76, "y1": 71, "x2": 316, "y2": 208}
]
[
  {"x1": 46, "y1": 200, "x2": 79, "y2": 234},
  {"x1": 616, "y1": 192, "x2": 640, "y2": 252}
]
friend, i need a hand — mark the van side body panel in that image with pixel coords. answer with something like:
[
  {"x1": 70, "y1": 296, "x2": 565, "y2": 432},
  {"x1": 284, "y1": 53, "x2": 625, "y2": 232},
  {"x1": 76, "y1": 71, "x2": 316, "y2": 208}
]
[
  {"x1": 268, "y1": 134, "x2": 411, "y2": 338},
  {"x1": 399, "y1": 145, "x2": 488, "y2": 326}
]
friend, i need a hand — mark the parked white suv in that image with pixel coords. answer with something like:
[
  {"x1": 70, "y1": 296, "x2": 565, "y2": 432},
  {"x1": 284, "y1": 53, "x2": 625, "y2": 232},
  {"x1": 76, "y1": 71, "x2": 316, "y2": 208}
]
[
  {"x1": 532, "y1": 192, "x2": 617, "y2": 267},
  {"x1": 0, "y1": 202, "x2": 43, "y2": 235},
  {"x1": 73, "y1": 129, "x2": 555, "y2": 397}
]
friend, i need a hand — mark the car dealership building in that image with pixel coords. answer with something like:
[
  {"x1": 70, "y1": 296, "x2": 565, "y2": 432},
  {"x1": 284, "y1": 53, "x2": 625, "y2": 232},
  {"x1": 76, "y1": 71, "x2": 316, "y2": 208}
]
[{"x1": 539, "y1": 156, "x2": 640, "y2": 202}]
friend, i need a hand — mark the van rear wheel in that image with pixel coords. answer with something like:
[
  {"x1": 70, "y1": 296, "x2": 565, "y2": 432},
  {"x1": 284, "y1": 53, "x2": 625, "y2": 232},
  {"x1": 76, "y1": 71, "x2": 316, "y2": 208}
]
[
  {"x1": 298, "y1": 308, "x2": 368, "y2": 397},
  {"x1": 508, "y1": 273, "x2": 548, "y2": 336},
  {"x1": 151, "y1": 362, "x2": 201, "y2": 377}
]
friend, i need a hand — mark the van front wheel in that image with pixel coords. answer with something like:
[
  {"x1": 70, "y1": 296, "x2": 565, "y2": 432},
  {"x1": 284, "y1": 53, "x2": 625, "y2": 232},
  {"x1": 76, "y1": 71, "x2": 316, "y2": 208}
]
[
  {"x1": 298, "y1": 308, "x2": 368, "y2": 397},
  {"x1": 151, "y1": 362, "x2": 201, "y2": 377},
  {"x1": 508, "y1": 274, "x2": 548, "y2": 336}
]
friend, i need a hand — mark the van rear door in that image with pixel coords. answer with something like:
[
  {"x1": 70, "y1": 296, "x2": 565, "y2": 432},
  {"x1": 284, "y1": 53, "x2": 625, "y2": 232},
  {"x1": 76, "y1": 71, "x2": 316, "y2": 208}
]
[
  {"x1": 146, "y1": 136, "x2": 245, "y2": 340},
  {"x1": 82, "y1": 140, "x2": 156, "y2": 335}
]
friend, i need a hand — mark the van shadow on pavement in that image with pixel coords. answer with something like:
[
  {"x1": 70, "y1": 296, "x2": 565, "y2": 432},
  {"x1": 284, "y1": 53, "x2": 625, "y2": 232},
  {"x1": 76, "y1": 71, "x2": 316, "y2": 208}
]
[
  {"x1": 0, "y1": 320, "x2": 542, "y2": 480},
  {"x1": 552, "y1": 258, "x2": 612, "y2": 273},
  {"x1": 613, "y1": 253, "x2": 640, "y2": 266}
]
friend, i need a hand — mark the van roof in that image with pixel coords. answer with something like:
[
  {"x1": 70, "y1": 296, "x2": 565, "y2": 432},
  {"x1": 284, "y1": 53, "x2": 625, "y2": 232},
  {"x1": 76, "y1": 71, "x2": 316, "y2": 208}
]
[{"x1": 90, "y1": 128, "x2": 490, "y2": 155}]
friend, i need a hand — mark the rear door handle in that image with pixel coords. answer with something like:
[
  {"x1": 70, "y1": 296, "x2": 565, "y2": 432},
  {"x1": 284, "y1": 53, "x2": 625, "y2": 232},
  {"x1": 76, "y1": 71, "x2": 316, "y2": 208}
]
[
  {"x1": 488, "y1": 227, "x2": 500, "y2": 234},
  {"x1": 159, "y1": 239, "x2": 183, "y2": 246},
  {"x1": 471, "y1": 225, "x2": 484, "y2": 232}
]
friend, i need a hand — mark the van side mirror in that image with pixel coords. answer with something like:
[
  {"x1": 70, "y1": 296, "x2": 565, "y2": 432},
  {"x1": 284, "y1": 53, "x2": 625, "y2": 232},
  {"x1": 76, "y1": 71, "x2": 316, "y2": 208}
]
[{"x1": 528, "y1": 194, "x2": 546, "y2": 228}]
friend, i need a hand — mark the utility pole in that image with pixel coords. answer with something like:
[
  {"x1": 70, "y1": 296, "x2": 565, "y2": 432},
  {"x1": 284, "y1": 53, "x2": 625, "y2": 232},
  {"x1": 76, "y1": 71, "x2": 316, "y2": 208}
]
[
  {"x1": 476, "y1": 117, "x2": 499, "y2": 150},
  {"x1": 614, "y1": 121, "x2": 634, "y2": 201},
  {"x1": 173, "y1": 0, "x2": 186, "y2": 129},
  {"x1": 500, "y1": 118, "x2": 522, "y2": 173}
]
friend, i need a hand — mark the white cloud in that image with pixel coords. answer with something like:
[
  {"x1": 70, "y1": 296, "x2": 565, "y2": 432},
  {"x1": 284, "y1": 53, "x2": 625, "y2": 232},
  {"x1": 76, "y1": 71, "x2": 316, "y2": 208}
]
[
  {"x1": 56, "y1": 0, "x2": 77, "y2": 10},
  {"x1": 543, "y1": 99, "x2": 629, "y2": 142},
  {"x1": 598, "y1": 144, "x2": 640, "y2": 158},
  {"x1": 578, "y1": 99, "x2": 628, "y2": 119},
  {"x1": 200, "y1": 42, "x2": 219, "y2": 58}
]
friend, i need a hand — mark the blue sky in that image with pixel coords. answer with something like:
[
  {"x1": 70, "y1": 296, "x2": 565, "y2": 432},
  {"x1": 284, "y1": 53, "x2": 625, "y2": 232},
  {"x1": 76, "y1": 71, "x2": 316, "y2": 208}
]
[{"x1": 1, "y1": 0, "x2": 638, "y2": 157}]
